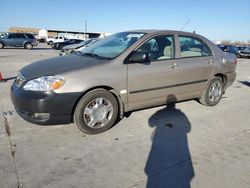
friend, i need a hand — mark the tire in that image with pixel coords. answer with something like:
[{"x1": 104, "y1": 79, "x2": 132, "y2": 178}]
[
  {"x1": 48, "y1": 41, "x2": 53, "y2": 45},
  {"x1": 0, "y1": 42, "x2": 4, "y2": 49},
  {"x1": 57, "y1": 44, "x2": 63, "y2": 50},
  {"x1": 74, "y1": 89, "x2": 119, "y2": 134},
  {"x1": 24, "y1": 43, "x2": 33, "y2": 50},
  {"x1": 199, "y1": 77, "x2": 223, "y2": 106}
]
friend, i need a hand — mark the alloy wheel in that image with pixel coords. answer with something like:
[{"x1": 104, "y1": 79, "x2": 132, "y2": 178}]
[
  {"x1": 83, "y1": 97, "x2": 113, "y2": 129},
  {"x1": 208, "y1": 81, "x2": 222, "y2": 103}
]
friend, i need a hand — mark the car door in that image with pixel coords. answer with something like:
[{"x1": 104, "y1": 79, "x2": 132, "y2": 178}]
[
  {"x1": 15, "y1": 33, "x2": 26, "y2": 46},
  {"x1": 5, "y1": 33, "x2": 16, "y2": 46},
  {"x1": 174, "y1": 35, "x2": 216, "y2": 99},
  {"x1": 127, "y1": 34, "x2": 181, "y2": 110}
]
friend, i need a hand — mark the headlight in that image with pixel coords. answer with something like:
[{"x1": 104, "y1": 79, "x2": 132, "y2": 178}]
[{"x1": 23, "y1": 75, "x2": 65, "y2": 91}]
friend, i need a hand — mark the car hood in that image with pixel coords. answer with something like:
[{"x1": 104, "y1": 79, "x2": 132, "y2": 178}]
[{"x1": 20, "y1": 54, "x2": 110, "y2": 80}]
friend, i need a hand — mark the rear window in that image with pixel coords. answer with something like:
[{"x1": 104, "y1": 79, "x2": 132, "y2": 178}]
[{"x1": 25, "y1": 34, "x2": 35, "y2": 39}]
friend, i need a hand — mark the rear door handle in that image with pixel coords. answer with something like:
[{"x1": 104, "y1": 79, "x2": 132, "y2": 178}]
[
  {"x1": 207, "y1": 59, "x2": 214, "y2": 64},
  {"x1": 170, "y1": 63, "x2": 179, "y2": 69}
]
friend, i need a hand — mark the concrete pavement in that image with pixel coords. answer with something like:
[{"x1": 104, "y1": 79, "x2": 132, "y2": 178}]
[{"x1": 0, "y1": 45, "x2": 250, "y2": 188}]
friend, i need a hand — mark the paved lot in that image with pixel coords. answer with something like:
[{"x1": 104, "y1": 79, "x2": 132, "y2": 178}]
[{"x1": 0, "y1": 44, "x2": 250, "y2": 188}]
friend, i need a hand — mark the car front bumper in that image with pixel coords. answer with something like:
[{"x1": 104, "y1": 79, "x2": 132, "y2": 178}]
[
  {"x1": 239, "y1": 53, "x2": 250, "y2": 57},
  {"x1": 11, "y1": 84, "x2": 81, "y2": 125}
]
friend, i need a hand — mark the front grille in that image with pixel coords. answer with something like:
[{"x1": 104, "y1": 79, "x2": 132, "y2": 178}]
[{"x1": 15, "y1": 73, "x2": 26, "y2": 88}]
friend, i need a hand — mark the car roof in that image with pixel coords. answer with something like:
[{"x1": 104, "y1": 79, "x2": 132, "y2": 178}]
[
  {"x1": 127, "y1": 29, "x2": 200, "y2": 36},
  {"x1": 9, "y1": 32, "x2": 34, "y2": 35}
]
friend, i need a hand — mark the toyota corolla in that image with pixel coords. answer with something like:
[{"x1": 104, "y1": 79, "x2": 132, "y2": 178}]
[{"x1": 11, "y1": 30, "x2": 237, "y2": 134}]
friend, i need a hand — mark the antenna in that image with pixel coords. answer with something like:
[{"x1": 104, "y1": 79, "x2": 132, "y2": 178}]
[
  {"x1": 84, "y1": 19, "x2": 87, "y2": 39},
  {"x1": 181, "y1": 19, "x2": 191, "y2": 31}
]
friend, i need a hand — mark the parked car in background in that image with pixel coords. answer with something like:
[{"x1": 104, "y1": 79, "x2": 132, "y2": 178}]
[
  {"x1": 53, "y1": 39, "x2": 84, "y2": 50},
  {"x1": 46, "y1": 36, "x2": 65, "y2": 45},
  {"x1": 237, "y1": 47, "x2": 250, "y2": 58},
  {"x1": 59, "y1": 38, "x2": 100, "y2": 56},
  {"x1": 11, "y1": 30, "x2": 237, "y2": 134},
  {"x1": 0, "y1": 32, "x2": 8, "y2": 38},
  {"x1": 74, "y1": 38, "x2": 101, "y2": 52},
  {"x1": 236, "y1": 46, "x2": 247, "y2": 53},
  {"x1": 217, "y1": 44, "x2": 238, "y2": 55},
  {"x1": 235, "y1": 46, "x2": 247, "y2": 57},
  {"x1": 0, "y1": 33, "x2": 37, "y2": 49}
]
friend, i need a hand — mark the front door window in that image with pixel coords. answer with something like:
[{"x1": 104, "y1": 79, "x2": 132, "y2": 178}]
[{"x1": 136, "y1": 35, "x2": 175, "y2": 61}]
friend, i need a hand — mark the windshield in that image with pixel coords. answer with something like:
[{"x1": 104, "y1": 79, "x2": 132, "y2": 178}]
[{"x1": 79, "y1": 32, "x2": 145, "y2": 59}]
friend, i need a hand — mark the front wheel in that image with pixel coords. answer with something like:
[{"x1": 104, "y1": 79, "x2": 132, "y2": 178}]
[
  {"x1": 199, "y1": 77, "x2": 223, "y2": 106},
  {"x1": 74, "y1": 89, "x2": 118, "y2": 134},
  {"x1": 0, "y1": 42, "x2": 4, "y2": 49},
  {"x1": 24, "y1": 43, "x2": 33, "y2": 50}
]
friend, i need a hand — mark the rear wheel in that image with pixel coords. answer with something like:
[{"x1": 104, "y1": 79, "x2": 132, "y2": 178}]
[
  {"x1": 48, "y1": 41, "x2": 53, "y2": 45},
  {"x1": 199, "y1": 77, "x2": 223, "y2": 106},
  {"x1": 74, "y1": 89, "x2": 118, "y2": 134},
  {"x1": 24, "y1": 43, "x2": 33, "y2": 50},
  {"x1": 0, "y1": 42, "x2": 4, "y2": 49}
]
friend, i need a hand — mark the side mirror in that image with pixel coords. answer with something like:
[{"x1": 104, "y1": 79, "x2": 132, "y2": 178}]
[{"x1": 129, "y1": 51, "x2": 150, "y2": 63}]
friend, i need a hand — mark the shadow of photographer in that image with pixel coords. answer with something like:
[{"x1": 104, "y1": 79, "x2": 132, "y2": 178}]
[{"x1": 145, "y1": 95, "x2": 194, "y2": 188}]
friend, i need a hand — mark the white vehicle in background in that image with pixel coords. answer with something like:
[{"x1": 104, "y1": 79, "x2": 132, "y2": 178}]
[{"x1": 46, "y1": 36, "x2": 65, "y2": 45}]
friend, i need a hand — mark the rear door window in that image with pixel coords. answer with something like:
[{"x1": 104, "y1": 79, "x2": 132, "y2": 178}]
[
  {"x1": 179, "y1": 36, "x2": 212, "y2": 57},
  {"x1": 15, "y1": 34, "x2": 26, "y2": 39}
]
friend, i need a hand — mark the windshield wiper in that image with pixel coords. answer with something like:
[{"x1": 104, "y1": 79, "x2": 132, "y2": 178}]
[
  {"x1": 81, "y1": 53, "x2": 111, "y2": 60},
  {"x1": 83, "y1": 53, "x2": 100, "y2": 57},
  {"x1": 74, "y1": 51, "x2": 85, "y2": 56}
]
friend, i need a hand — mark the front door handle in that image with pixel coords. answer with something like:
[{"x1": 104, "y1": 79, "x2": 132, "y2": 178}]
[{"x1": 170, "y1": 63, "x2": 178, "y2": 69}]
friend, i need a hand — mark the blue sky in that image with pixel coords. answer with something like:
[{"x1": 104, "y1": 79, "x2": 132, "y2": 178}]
[{"x1": 1, "y1": 0, "x2": 250, "y2": 41}]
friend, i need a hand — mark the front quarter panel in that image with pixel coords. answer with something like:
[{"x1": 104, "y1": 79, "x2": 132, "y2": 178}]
[{"x1": 55, "y1": 60, "x2": 128, "y2": 106}]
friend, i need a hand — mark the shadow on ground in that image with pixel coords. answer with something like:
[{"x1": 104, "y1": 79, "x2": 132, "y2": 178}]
[
  {"x1": 1, "y1": 47, "x2": 52, "y2": 50},
  {"x1": 238, "y1": 80, "x2": 250, "y2": 87},
  {"x1": 145, "y1": 95, "x2": 194, "y2": 188}
]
